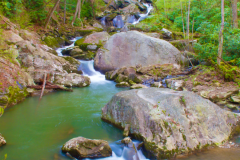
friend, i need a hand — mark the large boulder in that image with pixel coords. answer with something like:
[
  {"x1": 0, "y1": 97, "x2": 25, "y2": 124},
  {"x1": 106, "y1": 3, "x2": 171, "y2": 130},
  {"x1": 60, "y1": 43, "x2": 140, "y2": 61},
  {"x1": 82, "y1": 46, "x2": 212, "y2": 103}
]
[
  {"x1": 62, "y1": 137, "x2": 112, "y2": 159},
  {"x1": 0, "y1": 134, "x2": 6, "y2": 147},
  {"x1": 94, "y1": 31, "x2": 186, "y2": 73},
  {"x1": 101, "y1": 88, "x2": 240, "y2": 159}
]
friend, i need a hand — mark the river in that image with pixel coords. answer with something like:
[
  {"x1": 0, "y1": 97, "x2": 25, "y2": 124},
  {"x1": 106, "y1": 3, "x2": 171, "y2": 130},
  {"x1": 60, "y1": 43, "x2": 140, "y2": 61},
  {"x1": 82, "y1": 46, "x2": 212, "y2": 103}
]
[{"x1": 0, "y1": 39, "x2": 240, "y2": 160}]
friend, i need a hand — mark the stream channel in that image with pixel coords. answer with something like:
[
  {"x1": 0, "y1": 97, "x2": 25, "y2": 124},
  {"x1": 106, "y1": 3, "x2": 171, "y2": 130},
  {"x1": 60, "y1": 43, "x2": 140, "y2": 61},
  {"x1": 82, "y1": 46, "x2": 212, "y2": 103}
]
[{"x1": 0, "y1": 38, "x2": 240, "y2": 160}]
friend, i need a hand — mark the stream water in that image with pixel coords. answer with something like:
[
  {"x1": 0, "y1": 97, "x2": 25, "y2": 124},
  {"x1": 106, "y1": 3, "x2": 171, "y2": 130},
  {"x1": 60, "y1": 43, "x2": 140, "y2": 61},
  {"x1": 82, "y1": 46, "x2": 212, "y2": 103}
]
[{"x1": 0, "y1": 39, "x2": 240, "y2": 160}]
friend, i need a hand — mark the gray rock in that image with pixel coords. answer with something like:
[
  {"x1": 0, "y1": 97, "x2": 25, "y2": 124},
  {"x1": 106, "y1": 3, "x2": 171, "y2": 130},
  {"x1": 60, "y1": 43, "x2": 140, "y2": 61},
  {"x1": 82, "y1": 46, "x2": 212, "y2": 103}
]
[
  {"x1": 116, "y1": 82, "x2": 130, "y2": 88},
  {"x1": 230, "y1": 95, "x2": 240, "y2": 103},
  {"x1": 0, "y1": 134, "x2": 6, "y2": 147},
  {"x1": 87, "y1": 44, "x2": 98, "y2": 51},
  {"x1": 54, "y1": 73, "x2": 90, "y2": 87},
  {"x1": 93, "y1": 22, "x2": 103, "y2": 29},
  {"x1": 166, "y1": 79, "x2": 185, "y2": 91},
  {"x1": 62, "y1": 137, "x2": 112, "y2": 159},
  {"x1": 161, "y1": 28, "x2": 172, "y2": 39},
  {"x1": 151, "y1": 82, "x2": 164, "y2": 88},
  {"x1": 121, "y1": 137, "x2": 132, "y2": 145},
  {"x1": 101, "y1": 88, "x2": 240, "y2": 159},
  {"x1": 95, "y1": 31, "x2": 185, "y2": 73},
  {"x1": 70, "y1": 47, "x2": 83, "y2": 56},
  {"x1": 84, "y1": 32, "x2": 110, "y2": 45}
]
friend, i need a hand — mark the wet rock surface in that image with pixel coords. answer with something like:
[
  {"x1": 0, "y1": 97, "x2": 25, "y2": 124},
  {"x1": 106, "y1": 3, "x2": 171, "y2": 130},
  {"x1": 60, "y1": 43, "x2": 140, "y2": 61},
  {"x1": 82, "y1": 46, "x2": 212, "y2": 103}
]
[
  {"x1": 102, "y1": 88, "x2": 240, "y2": 159},
  {"x1": 62, "y1": 137, "x2": 112, "y2": 159}
]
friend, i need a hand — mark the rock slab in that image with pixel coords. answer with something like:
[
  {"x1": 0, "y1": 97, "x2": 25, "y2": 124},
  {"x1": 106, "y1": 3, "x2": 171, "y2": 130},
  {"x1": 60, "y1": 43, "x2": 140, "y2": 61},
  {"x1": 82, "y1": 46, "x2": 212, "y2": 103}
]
[{"x1": 101, "y1": 88, "x2": 240, "y2": 159}]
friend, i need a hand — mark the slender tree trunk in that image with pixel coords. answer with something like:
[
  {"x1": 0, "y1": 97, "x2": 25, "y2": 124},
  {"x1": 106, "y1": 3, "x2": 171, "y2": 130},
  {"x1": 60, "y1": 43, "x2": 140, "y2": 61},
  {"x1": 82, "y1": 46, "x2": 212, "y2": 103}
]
[
  {"x1": 232, "y1": 0, "x2": 238, "y2": 28},
  {"x1": 192, "y1": 18, "x2": 194, "y2": 42},
  {"x1": 44, "y1": 0, "x2": 61, "y2": 29},
  {"x1": 217, "y1": 0, "x2": 225, "y2": 65},
  {"x1": 187, "y1": 0, "x2": 190, "y2": 50},
  {"x1": 71, "y1": 0, "x2": 81, "y2": 26},
  {"x1": 181, "y1": 2, "x2": 185, "y2": 39},
  {"x1": 78, "y1": 0, "x2": 82, "y2": 19},
  {"x1": 90, "y1": 0, "x2": 95, "y2": 19},
  {"x1": 64, "y1": 0, "x2": 66, "y2": 24}
]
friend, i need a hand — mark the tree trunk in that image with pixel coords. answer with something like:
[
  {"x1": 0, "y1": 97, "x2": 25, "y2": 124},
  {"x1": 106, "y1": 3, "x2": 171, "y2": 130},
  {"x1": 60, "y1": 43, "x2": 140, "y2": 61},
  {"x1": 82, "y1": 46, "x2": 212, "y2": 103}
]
[
  {"x1": 217, "y1": 0, "x2": 225, "y2": 65},
  {"x1": 192, "y1": 18, "x2": 194, "y2": 42},
  {"x1": 78, "y1": 0, "x2": 81, "y2": 19},
  {"x1": 71, "y1": 0, "x2": 81, "y2": 26},
  {"x1": 44, "y1": 0, "x2": 61, "y2": 29},
  {"x1": 89, "y1": 0, "x2": 95, "y2": 19},
  {"x1": 181, "y1": 2, "x2": 185, "y2": 39},
  {"x1": 64, "y1": 0, "x2": 66, "y2": 24},
  {"x1": 187, "y1": 0, "x2": 190, "y2": 50},
  {"x1": 232, "y1": 0, "x2": 238, "y2": 28}
]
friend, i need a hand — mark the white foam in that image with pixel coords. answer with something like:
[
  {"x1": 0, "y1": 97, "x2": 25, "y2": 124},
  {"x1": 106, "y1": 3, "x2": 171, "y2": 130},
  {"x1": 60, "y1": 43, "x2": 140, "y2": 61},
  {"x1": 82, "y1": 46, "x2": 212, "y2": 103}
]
[{"x1": 79, "y1": 60, "x2": 110, "y2": 84}]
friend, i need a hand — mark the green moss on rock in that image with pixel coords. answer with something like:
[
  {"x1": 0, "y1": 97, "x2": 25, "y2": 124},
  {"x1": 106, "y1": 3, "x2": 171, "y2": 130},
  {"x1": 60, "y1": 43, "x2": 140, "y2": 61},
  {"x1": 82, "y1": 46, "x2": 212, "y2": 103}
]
[
  {"x1": 44, "y1": 36, "x2": 60, "y2": 48},
  {"x1": 62, "y1": 56, "x2": 80, "y2": 66}
]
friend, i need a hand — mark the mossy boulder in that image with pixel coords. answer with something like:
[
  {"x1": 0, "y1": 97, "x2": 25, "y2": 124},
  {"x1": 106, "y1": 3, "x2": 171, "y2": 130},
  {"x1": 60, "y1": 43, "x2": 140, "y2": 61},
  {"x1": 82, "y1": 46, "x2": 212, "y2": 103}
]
[
  {"x1": 62, "y1": 56, "x2": 80, "y2": 66},
  {"x1": 116, "y1": 82, "x2": 130, "y2": 87},
  {"x1": 115, "y1": 74, "x2": 128, "y2": 83},
  {"x1": 70, "y1": 48, "x2": 83, "y2": 56},
  {"x1": 74, "y1": 38, "x2": 101, "y2": 52},
  {"x1": 44, "y1": 36, "x2": 60, "y2": 49},
  {"x1": 62, "y1": 137, "x2": 112, "y2": 159},
  {"x1": 230, "y1": 95, "x2": 240, "y2": 103},
  {"x1": 0, "y1": 96, "x2": 8, "y2": 106}
]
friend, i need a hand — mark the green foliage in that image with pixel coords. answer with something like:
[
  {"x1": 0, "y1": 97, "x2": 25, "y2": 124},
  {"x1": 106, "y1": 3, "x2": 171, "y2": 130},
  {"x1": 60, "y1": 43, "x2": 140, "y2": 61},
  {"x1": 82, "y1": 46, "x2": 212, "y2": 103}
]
[
  {"x1": 0, "y1": 0, "x2": 47, "y2": 26},
  {"x1": 153, "y1": 0, "x2": 240, "y2": 65}
]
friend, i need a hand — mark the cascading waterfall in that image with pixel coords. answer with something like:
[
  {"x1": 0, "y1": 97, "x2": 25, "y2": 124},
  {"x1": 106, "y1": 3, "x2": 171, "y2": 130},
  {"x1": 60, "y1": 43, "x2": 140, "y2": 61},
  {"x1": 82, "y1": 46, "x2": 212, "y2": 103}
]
[
  {"x1": 56, "y1": 38, "x2": 149, "y2": 160},
  {"x1": 113, "y1": 15, "x2": 125, "y2": 28},
  {"x1": 100, "y1": 2, "x2": 153, "y2": 28},
  {"x1": 132, "y1": 3, "x2": 153, "y2": 24}
]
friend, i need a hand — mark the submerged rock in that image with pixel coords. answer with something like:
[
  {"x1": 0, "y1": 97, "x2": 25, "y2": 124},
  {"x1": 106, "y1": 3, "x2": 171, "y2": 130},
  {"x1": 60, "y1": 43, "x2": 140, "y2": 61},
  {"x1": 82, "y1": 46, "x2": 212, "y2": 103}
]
[
  {"x1": 101, "y1": 88, "x2": 240, "y2": 159},
  {"x1": 62, "y1": 137, "x2": 112, "y2": 159},
  {"x1": 94, "y1": 31, "x2": 186, "y2": 73},
  {"x1": 0, "y1": 134, "x2": 6, "y2": 147}
]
